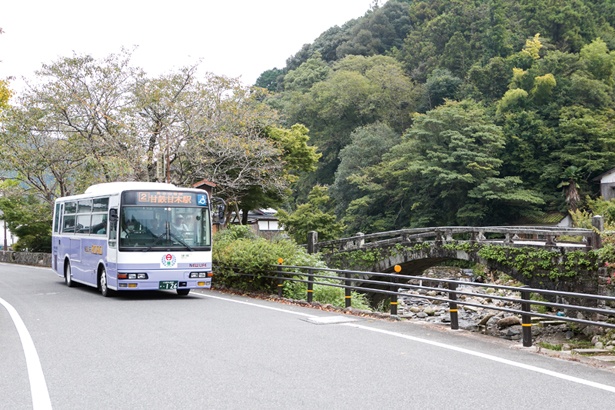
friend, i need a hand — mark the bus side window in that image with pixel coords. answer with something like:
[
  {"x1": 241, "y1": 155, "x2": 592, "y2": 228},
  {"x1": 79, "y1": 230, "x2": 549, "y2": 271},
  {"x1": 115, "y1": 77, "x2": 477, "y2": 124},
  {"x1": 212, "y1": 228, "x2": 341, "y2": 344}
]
[
  {"x1": 63, "y1": 216, "x2": 76, "y2": 233},
  {"x1": 108, "y1": 208, "x2": 118, "y2": 247},
  {"x1": 91, "y1": 214, "x2": 107, "y2": 235}
]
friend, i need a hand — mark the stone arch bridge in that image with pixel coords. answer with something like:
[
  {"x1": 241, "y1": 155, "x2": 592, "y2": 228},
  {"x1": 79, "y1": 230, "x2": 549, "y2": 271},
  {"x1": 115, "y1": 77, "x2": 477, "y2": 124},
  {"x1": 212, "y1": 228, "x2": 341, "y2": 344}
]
[{"x1": 308, "y1": 223, "x2": 606, "y2": 293}]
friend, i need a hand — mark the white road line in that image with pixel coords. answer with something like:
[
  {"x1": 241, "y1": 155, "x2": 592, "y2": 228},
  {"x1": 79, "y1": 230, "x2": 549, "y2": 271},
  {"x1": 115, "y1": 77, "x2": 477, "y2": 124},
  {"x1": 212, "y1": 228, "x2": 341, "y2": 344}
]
[
  {"x1": 343, "y1": 323, "x2": 615, "y2": 394},
  {"x1": 195, "y1": 292, "x2": 317, "y2": 318},
  {"x1": 0, "y1": 297, "x2": 53, "y2": 409},
  {"x1": 197, "y1": 291, "x2": 615, "y2": 394}
]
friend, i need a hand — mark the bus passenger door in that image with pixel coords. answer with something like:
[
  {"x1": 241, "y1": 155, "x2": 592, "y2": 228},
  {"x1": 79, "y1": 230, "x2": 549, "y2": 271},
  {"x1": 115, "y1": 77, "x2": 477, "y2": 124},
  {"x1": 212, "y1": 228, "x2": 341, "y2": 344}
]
[
  {"x1": 52, "y1": 202, "x2": 62, "y2": 273},
  {"x1": 69, "y1": 236, "x2": 82, "y2": 277},
  {"x1": 106, "y1": 208, "x2": 119, "y2": 277}
]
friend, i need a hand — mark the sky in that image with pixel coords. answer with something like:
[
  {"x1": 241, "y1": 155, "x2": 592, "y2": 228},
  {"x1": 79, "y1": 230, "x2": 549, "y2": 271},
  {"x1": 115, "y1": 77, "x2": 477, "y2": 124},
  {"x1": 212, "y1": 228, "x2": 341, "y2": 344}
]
[{"x1": 1, "y1": 0, "x2": 382, "y2": 91}]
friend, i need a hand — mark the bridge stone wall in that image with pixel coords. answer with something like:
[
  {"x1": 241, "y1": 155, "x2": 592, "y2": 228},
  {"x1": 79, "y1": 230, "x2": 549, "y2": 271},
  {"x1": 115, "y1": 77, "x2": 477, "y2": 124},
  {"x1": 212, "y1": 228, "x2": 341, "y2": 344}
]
[{"x1": 323, "y1": 243, "x2": 605, "y2": 296}]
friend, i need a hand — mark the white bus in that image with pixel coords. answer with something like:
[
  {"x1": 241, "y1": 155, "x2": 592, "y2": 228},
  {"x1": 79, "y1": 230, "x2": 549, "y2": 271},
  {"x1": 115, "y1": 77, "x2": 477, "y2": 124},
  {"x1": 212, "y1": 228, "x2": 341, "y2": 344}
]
[{"x1": 51, "y1": 182, "x2": 213, "y2": 296}]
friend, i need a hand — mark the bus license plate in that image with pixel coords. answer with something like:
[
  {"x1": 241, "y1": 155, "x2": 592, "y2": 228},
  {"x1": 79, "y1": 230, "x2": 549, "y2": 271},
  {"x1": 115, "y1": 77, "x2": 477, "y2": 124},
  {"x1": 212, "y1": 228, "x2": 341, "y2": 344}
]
[{"x1": 159, "y1": 281, "x2": 178, "y2": 290}]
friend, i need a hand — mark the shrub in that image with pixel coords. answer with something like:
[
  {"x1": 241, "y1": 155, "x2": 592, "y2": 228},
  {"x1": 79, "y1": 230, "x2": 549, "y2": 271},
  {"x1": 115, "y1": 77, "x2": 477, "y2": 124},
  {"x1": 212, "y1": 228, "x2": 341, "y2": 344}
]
[
  {"x1": 283, "y1": 274, "x2": 371, "y2": 310},
  {"x1": 212, "y1": 226, "x2": 372, "y2": 310},
  {"x1": 212, "y1": 226, "x2": 323, "y2": 292}
]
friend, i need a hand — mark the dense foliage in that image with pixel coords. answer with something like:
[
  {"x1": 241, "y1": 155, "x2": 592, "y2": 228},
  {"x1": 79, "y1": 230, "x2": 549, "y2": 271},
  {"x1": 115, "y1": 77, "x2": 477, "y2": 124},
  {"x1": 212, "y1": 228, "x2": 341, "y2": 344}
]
[
  {"x1": 212, "y1": 225, "x2": 323, "y2": 290},
  {"x1": 261, "y1": 0, "x2": 615, "y2": 236}
]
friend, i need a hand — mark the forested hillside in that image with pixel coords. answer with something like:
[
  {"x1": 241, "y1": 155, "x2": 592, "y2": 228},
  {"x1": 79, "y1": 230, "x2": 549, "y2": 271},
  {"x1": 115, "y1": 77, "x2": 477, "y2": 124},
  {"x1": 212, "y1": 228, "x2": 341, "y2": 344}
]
[{"x1": 257, "y1": 0, "x2": 615, "y2": 233}]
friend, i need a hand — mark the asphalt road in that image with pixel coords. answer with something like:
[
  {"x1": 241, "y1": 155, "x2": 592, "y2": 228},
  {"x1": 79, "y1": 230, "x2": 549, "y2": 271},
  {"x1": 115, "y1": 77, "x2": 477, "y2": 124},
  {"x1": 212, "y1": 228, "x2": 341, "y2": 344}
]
[{"x1": 1, "y1": 262, "x2": 615, "y2": 409}]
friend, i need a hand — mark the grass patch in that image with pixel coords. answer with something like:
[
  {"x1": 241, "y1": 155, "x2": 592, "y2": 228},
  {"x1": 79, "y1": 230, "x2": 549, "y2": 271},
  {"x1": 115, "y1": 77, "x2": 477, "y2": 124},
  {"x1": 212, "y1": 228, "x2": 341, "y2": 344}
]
[{"x1": 537, "y1": 341, "x2": 563, "y2": 351}]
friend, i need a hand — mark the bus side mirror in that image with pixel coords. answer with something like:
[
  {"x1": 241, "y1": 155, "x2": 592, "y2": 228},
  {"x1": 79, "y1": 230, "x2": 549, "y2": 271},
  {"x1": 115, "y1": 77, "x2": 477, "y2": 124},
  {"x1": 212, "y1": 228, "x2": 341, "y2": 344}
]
[
  {"x1": 218, "y1": 205, "x2": 226, "y2": 224},
  {"x1": 212, "y1": 197, "x2": 226, "y2": 225},
  {"x1": 109, "y1": 208, "x2": 118, "y2": 222}
]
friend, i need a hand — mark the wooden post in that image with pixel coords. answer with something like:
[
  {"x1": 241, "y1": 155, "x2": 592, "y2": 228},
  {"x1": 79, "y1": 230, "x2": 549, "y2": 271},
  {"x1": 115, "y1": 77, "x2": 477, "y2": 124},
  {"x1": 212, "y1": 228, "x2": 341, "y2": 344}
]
[
  {"x1": 307, "y1": 231, "x2": 318, "y2": 254},
  {"x1": 592, "y1": 215, "x2": 604, "y2": 250}
]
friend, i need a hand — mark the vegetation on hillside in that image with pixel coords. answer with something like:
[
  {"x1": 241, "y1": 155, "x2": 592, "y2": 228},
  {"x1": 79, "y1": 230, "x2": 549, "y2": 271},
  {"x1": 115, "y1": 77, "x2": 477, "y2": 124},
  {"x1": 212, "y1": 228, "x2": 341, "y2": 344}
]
[
  {"x1": 3, "y1": 1, "x2": 615, "y2": 248},
  {"x1": 258, "y1": 0, "x2": 615, "y2": 236}
]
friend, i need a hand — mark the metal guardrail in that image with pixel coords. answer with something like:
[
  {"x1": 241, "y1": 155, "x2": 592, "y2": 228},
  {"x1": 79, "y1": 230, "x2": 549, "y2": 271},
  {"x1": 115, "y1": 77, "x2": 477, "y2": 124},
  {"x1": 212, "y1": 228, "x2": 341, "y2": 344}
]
[{"x1": 226, "y1": 263, "x2": 615, "y2": 347}]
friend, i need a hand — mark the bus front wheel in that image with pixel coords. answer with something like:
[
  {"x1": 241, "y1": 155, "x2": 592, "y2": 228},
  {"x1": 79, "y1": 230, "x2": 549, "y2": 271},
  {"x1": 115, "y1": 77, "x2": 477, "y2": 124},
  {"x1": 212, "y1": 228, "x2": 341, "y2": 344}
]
[
  {"x1": 177, "y1": 289, "x2": 190, "y2": 296},
  {"x1": 64, "y1": 261, "x2": 75, "y2": 288},
  {"x1": 99, "y1": 267, "x2": 113, "y2": 297}
]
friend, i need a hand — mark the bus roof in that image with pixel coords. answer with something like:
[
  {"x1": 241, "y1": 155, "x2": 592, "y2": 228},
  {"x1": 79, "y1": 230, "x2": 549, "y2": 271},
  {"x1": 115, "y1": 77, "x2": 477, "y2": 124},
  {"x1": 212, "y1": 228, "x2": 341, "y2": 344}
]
[
  {"x1": 56, "y1": 182, "x2": 207, "y2": 202},
  {"x1": 85, "y1": 182, "x2": 178, "y2": 195}
]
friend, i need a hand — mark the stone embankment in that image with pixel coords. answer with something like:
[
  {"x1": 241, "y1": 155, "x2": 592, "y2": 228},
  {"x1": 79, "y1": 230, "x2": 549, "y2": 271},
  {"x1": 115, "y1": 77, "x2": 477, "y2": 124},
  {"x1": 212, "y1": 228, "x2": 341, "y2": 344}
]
[
  {"x1": 397, "y1": 268, "x2": 615, "y2": 354},
  {"x1": 0, "y1": 251, "x2": 51, "y2": 267}
]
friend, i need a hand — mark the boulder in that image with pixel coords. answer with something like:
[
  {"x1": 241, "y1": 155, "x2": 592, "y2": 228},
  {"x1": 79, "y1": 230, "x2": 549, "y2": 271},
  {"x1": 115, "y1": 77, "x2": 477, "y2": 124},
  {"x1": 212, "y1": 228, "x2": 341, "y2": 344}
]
[{"x1": 497, "y1": 316, "x2": 521, "y2": 329}]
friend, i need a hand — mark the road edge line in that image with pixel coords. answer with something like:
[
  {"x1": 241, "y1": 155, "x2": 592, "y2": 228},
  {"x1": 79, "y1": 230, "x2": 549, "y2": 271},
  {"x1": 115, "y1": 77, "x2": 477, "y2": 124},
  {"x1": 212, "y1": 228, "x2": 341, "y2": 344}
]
[{"x1": 0, "y1": 297, "x2": 52, "y2": 409}]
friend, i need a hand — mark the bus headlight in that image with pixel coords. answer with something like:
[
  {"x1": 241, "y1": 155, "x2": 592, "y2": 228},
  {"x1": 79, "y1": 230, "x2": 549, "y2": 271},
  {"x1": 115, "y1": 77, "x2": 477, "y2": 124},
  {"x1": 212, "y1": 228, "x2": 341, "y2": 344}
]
[
  {"x1": 118, "y1": 273, "x2": 148, "y2": 280},
  {"x1": 189, "y1": 272, "x2": 209, "y2": 278}
]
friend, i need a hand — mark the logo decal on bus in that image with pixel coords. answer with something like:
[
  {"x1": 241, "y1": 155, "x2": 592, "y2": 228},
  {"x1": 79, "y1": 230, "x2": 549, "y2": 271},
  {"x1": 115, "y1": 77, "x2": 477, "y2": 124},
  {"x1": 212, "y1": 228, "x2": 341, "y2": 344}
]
[
  {"x1": 189, "y1": 263, "x2": 209, "y2": 268},
  {"x1": 161, "y1": 253, "x2": 177, "y2": 268},
  {"x1": 85, "y1": 245, "x2": 103, "y2": 255}
]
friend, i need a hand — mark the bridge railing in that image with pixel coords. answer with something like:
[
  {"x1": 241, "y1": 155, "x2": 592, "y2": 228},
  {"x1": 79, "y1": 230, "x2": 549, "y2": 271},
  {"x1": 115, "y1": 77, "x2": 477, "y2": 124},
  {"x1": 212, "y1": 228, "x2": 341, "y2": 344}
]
[
  {"x1": 225, "y1": 263, "x2": 615, "y2": 348},
  {"x1": 311, "y1": 225, "x2": 598, "y2": 253}
]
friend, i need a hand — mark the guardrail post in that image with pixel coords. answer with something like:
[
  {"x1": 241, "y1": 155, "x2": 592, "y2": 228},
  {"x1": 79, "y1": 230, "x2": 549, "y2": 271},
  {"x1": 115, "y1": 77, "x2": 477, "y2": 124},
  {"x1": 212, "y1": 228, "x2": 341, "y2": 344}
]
[
  {"x1": 520, "y1": 286, "x2": 532, "y2": 347},
  {"x1": 390, "y1": 275, "x2": 398, "y2": 315},
  {"x1": 307, "y1": 268, "x2": 314, "y2": 303},
  {"x1": 390, "y1": 292, "x2": 398, "y2": 315},
  {"x1": 345, "y1": 271, "x2": 351, "y2": 308},
  {"x1": 390, "y1": 265, "x2": 401, "y2": 316},
  {"x1": 448, "y1": 280, "x2": 459, "y2": 330},
  {"x1": 277, "y1": 258, "x2": 284, "y2": 298}
]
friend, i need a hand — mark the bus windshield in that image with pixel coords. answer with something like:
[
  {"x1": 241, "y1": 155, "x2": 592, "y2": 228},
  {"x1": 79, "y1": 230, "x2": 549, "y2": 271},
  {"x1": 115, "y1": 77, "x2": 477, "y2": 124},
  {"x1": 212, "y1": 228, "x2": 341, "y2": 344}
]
[{"x1": 120, "y1": 206, "x2": 211, "y2": 251}]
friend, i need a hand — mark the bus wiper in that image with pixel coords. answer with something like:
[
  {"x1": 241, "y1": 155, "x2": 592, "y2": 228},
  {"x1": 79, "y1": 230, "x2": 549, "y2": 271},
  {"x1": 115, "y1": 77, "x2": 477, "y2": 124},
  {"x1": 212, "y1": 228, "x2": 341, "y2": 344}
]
[
  {"x1": 169, "y1": 232, "x2": 194, "y2": 251},
  {"x1": 142, "y1": 233, "x2": 168, "y2": 252}
]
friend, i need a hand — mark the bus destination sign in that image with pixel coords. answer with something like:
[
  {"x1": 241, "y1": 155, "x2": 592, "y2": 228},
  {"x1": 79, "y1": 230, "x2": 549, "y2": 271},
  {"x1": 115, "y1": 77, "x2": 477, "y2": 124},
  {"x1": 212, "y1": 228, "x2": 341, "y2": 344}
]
[{"x1": 137, "y1": 191, "x2": 195, "y2": 205}]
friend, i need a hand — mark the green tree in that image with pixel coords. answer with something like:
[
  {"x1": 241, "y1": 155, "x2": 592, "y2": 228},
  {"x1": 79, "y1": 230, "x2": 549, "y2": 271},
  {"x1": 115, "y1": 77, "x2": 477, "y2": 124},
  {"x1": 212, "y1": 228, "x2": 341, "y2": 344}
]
[
  {"x1": 0, "y1": 180, "x2": 51, "y2": 252},
  {"x1": 180, "y1": 82, "x2": 319, "y2": 224},
  {"x1": 347, "y1": 100, "x2": 544, "y2": 228},
  {"x1": 277, "y1": 185, "x2": 344, "y2": 244},
  {"x1": 282, "y1": 55, "x2": 418, "y2": 191},
  {"x1": 557, "y1": 166, "x2": 582, "y2": 212},
  {"x1": 579, "y1": 38, "x2": 615, "y2": 85},
  {"x1": 331, "y1": 122, "x2": 399, "y2": 218},
  {"x1": 0, "y1": 80, "x2": 10, "y2": 111},
  {"x1": 255, "y1": 67, "x2": 285, "y2": 91},
  {"x1": 422, "y1": 68, "x2": 462, "y2": 110},
  {"x1": 283, "y1": 53, "x2": 331, "y2": 92},
  {"x1": 551, "y1": 106, "x2": 615, "y2": 184},
  {"x1": 0, "y1": 50, "x2": 145, "y2": 202},
  {"x1": 231, "y1": 124, "x2": 321, "y2": 224}
]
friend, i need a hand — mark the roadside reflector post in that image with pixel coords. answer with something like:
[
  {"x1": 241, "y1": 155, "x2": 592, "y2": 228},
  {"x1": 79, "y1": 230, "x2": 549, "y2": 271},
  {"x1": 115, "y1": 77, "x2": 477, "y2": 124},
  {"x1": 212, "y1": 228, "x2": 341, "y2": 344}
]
[
  {"x1": 390, "y1": 265, "x2": 402, "y2": 316},
  {"x1": 520, "y1": 286, "x2": 533, "y2": 347},
  {"x1": 307, "y1": 268, "x2": 314, "y2": 303},
  {"x1": 448, "y1": 280, "x2": 459, "y2": 330},
  {"x1": 345, "y1": 271, "x2": 351, "y2": 308},
  {"x1": 306, "y1": 231, "x2": 317, "y2": 302},
  {"x1": 277, "y1": 258, "x2": 284, "y2": 298}
]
